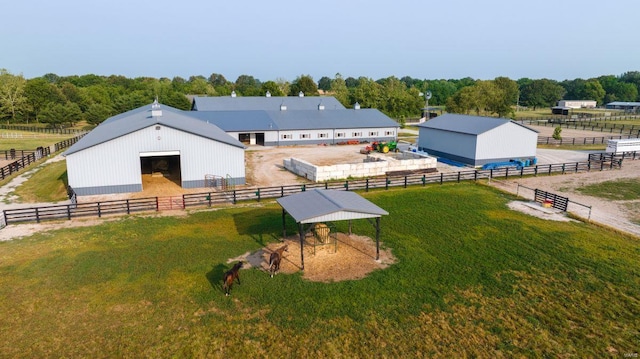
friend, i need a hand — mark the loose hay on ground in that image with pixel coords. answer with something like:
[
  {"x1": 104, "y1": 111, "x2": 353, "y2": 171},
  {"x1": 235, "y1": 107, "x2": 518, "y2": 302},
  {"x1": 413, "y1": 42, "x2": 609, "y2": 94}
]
[{"x1": 236, "y1": 233, "x2": 396, "y2": 283}]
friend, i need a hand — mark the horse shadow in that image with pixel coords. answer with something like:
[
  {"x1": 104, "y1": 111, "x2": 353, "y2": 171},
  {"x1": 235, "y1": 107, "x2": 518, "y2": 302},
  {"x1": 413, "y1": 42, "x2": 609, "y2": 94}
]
[{"x1": 206, "y1": 263, "x2": 229, "y2": 293}]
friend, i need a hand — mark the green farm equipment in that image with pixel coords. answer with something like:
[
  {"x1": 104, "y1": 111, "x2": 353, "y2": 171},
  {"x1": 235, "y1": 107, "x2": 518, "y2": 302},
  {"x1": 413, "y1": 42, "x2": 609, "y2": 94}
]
[{"x1": 360, "y1": 141, "x2": 399, "y2": 154}]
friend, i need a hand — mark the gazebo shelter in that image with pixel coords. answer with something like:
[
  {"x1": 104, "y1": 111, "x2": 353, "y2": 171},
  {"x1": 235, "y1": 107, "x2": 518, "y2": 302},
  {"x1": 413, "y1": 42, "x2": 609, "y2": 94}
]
[{"x1": 276, "y1": 189, "x2": 389, "y2": 270}]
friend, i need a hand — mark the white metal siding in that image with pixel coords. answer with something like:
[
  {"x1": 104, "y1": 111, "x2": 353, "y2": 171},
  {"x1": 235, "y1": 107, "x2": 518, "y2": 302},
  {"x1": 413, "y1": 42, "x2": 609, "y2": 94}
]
[
  {"x1": 66, "y1": 125, "x2": 244, "y2": 191},
  {"x1": 226, "y1": 131, "x2": 279, "y2": 144},
  {"x1": 277, "y1": 127, "x2": 397, "y2": 144},
  {"x1": 417, "y1": 128, "x2": 477, "y2": 158},
  {"x1": 476, "y1": 123, "x2": 537, "y2": 160}
]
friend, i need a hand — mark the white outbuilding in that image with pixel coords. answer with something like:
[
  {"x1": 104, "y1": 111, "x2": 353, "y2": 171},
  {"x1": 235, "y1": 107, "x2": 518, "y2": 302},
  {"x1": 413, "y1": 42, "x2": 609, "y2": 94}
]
[
  {"x1": 416, "y1": 114, "x2": 537, "y2": 166},
  {"x1": 64, "y1": 101, "x2": 246, "y2": 196}
]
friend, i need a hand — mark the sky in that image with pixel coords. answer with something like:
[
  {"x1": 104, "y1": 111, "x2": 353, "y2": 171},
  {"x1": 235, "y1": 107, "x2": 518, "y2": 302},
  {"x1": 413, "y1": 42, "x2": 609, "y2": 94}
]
[{"x1": 3, "y1": 0, "x2": 639, "y2": 82}]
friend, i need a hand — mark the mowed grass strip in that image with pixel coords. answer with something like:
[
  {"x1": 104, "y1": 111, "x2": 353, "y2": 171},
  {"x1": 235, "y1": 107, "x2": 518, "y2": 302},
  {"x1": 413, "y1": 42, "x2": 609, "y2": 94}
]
[
  {"x1": 0, "y1": 184, "x2": 638, "y2": 357},
  {"x1": 11, "y1": 160, "x2": 69, "y2": 202}
]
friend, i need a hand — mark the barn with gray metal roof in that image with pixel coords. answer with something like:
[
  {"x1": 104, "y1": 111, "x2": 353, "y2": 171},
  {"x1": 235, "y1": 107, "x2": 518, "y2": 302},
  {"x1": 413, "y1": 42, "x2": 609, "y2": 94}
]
[
  {"x1": 190, "y1": 95, "x2": 400, "y2": 146},
  {"x1": 64, "y1": 101, "x2": 246, "y2": 196},
  {"x1": 191, "y1": 93, "x2": 346, "y2": 111},
  {"x1": 416, "y1": 114, "x2": 537, "y2": 166}
]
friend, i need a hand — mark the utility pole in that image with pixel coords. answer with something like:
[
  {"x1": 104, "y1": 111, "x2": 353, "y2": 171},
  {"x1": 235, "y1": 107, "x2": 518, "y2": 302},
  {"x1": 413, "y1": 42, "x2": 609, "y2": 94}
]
[{"x1": 425, "y1": 91, "x2": 432, "y2": 120}]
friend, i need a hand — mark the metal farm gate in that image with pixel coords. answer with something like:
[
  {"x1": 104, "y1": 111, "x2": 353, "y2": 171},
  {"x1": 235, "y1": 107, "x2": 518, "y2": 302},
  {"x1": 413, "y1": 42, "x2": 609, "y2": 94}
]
[{"x1": 534, "y1": 189, "x2": 569, "y2": 212}]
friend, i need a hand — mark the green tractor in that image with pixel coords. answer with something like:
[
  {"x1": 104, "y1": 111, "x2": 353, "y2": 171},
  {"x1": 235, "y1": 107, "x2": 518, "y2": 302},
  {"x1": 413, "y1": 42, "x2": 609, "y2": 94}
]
[
  {"x1": 375, "y1": 140, "x2": 398, "y2": 153},
  {"x1": 361, "y1": 140, "x2": 399, "y2": 154}
]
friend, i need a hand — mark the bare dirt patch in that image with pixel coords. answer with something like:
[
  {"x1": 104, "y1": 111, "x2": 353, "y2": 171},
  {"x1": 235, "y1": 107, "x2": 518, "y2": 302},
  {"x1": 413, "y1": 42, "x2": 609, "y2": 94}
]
[
  {"x1": 230, "y1": 233, "x2": 396, "y2": 282},
  {"x1": 489, "y1": 160, "x2": 640, "y2": 238},
  {"x1": 245, "y1": 144, "x2": 367, "y2": 187}
]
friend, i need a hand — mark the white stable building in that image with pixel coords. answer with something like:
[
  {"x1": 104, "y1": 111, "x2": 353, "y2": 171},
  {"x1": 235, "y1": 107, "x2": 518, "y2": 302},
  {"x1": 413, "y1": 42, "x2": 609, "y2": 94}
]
[
  {"x1": 190, "y1": 95, "x2": 400, "y2": 146},
  {"x1": 416, "y1": 114, "x2": 538, "y2": 166},
  {"x1": 64, "y1": 101, "x2": 246, "y2": 196}
]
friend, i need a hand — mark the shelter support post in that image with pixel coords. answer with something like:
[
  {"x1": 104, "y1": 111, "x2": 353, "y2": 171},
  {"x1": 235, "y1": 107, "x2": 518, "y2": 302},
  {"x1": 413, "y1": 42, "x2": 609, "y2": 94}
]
[
  {"x1": 282, "y1": 209, "x2": 287, "y2": 239},
  {"x1": 299, "y1": 222, "x2": 305, "y2": 270},
  {"x1": 375, "y1": 217, "x2": 380, "y2": 261},
  {"x1": 348, "y1": 219, "x2": 352, "y2": 235}
]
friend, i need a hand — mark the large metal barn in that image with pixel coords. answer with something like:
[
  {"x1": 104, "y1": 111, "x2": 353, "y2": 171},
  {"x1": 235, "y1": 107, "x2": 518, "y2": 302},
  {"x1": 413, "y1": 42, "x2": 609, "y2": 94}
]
[{"x1": 64, "y1": 101, "x2": 246, "y2": 196}]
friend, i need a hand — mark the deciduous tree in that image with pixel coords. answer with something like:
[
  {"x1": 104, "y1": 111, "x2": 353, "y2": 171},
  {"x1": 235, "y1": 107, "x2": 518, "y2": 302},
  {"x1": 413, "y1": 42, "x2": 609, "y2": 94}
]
[
  {"x1": 0, "y1": 69, "x2": 29, "y2": 122},
  {"x1": 289, "y1": 75, "x2": 318, "y2": 96}
]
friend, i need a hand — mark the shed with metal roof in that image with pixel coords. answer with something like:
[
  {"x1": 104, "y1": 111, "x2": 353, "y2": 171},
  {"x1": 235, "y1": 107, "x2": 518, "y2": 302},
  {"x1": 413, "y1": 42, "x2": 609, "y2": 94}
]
[
  {"x1": 416, "y1": 114, "x2": 537, "y2": 166},
  {"x1": 64, "y1": 101, "x2": 246, "y2": 196},
  {"x1": 605, "y1": 101, "x2": 640, "y2": 113},
  {"x1": 276, "y1": 189, "x2": 388, "y2": 269}
]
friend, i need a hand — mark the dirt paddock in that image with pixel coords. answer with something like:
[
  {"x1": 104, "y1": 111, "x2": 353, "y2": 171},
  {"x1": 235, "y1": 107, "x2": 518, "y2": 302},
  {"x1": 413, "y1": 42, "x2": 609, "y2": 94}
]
[{"x1": 229, "y1": 233, "x2": 396, "y2": 283}]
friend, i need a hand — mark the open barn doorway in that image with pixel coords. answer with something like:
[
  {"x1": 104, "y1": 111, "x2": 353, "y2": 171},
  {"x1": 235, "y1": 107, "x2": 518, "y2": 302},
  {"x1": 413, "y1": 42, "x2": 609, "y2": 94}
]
[{"x1": 139, "y1": 151, "x2": 182, "y2": 191}]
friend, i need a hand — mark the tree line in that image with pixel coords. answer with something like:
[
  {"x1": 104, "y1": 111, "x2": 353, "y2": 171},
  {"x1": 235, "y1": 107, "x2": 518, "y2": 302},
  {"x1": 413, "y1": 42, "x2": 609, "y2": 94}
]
[{"x1": 0, "y1": 69, "x2": 639, "y2": 129}]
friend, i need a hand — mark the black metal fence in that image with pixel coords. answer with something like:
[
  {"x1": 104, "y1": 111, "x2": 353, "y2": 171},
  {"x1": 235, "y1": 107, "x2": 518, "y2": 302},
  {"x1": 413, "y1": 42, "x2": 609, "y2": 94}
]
[
  {"x1": 0, "y1": 136, "x2": 83, "y2": 181},
  {"x1": 0, "y1": 124, "x2": 86, "y2": 135},
  {"x1": 534, "y1": 189, "x2": 569, "y2": 212},
  {"x1": 2, "y1": 159, "x2": 621, "y2": 227},
  {"x1": 537, "y1": 135, "x2": 639, "y2": 146},
  {"x1": 517, "y1": 118, "x2": 640, "y2": 137}
]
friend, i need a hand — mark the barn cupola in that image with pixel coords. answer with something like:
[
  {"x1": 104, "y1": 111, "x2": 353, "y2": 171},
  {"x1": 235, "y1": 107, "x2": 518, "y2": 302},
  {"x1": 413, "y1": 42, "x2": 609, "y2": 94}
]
[
  {"x1": 298, "y1": 91, "x2": 304, "y2": 97},
  {"x1": 280, "y1": 101, "x2": 287, "y2": 111},
  {"x1": 151, "y1": 99, "x2": 162, "y2": 117},
  {"x1": 318, "y1": 100, "x2": 325, "y2": 110},
  {"x1": 231, "y1": 91, "x2": 237, "y2": 97},
  {"x1": 266, "y1": 91, "x2": 271, "y2": 97},
  {"x1": 354, "y1": 102, "x2": 361, "y2": 110}
]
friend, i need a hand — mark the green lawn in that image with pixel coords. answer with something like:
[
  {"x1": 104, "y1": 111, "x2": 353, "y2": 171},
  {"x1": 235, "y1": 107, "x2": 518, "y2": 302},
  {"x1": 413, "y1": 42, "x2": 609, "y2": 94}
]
[
  {"x1": 10, "y1": 159, "x2": 69, "y2": 203},
  {"x1": 0, "y1": 130, "x2": 77, "y2": 151},
  {"x1": 0, "y1": 183, "x2": 638, "y2": 357}
]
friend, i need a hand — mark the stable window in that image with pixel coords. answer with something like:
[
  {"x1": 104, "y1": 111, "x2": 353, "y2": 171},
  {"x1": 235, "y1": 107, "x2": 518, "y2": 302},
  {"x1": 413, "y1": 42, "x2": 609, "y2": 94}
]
[
  {"x1": 300, "y1": 133, "x2": 311, "y2": 139},
  {"x1": 385, "y1": 131, "x2": 394, "y2": 136},
  {"x1": 369, "y1": 131, "x2": 378, "y2": 136},
  {"x1": 352, "y1": 132, "x2": 362, "y2": 137},
  {"x1": 281, "y1": 134, "x2": 292, "y2": 139},
  {"x1": 336, "y1": 132, "x2": 345, "y2": 138},
  {"x1": 318, "y1": 133, "x2": 328, "y2": 138}
]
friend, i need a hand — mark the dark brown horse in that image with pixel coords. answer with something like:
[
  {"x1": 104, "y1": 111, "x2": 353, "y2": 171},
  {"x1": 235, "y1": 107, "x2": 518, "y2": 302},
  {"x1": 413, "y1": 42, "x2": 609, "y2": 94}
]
[
  {"x1": 268, "y1": 244, "x2": 288, "y2": 278},
  {"x1": 222, "y1": 262, "x2": 243, "y2": 296}
]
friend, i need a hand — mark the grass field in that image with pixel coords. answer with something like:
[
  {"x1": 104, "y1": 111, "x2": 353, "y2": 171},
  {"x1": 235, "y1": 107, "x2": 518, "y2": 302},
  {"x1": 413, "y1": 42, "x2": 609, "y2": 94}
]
[
  {"x1": 0, "y1": 183, "x2": 638, "y2": 357},
  {"x1": 0, "y1": 130, "x2": 78, "y2": 151}
]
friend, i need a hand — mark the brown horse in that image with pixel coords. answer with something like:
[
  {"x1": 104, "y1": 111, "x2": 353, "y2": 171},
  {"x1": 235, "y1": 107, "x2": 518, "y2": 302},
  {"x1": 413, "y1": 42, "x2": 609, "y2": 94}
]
[
  {"x1": 268, "y1": 244, "x2": 288, "y2": 278},
  {"x1": 222, "y1": 262, "x2": 243, "y2": 296}
]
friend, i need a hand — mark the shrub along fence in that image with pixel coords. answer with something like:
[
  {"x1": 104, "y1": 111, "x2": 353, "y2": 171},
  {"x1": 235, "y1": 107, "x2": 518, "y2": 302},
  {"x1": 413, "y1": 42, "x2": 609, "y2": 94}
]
[{"x1": 2, "y1": 159, "x2": 621, "y2": 227}]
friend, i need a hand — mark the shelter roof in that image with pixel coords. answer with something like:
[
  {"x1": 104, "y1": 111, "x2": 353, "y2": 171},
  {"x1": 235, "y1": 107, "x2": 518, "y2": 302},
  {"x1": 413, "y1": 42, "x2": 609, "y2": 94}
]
[
  {"x1": 417, "y1": 113, "x2": 537, "y2": 135},
  {"x1": 276, "y1": 189, "x2": 388, "y2": 224},
  {"x1": 64, "y1": 102, "x2": 245, "y2": 156}
]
